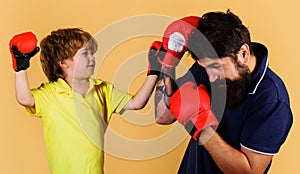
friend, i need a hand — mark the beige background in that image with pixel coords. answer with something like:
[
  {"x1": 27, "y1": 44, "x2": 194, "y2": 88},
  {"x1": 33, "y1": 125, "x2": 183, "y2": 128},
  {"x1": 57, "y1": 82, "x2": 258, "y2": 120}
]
[{"x1": 0, "y1": 0, "x2": 299, "y2": 173}]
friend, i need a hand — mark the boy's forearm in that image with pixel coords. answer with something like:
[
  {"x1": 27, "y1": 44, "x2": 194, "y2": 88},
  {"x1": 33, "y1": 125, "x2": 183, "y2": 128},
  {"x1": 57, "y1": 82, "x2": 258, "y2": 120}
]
[
  {"x1": 15, "y1": 70, "x2": 35, "y2": 107},
  {"x1": 124, "y1": 75, "x2": 158, "y2": 110}
]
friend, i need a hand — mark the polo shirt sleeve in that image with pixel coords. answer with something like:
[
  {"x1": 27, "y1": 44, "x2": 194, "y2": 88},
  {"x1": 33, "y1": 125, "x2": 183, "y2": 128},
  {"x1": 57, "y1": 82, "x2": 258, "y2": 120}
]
[
  {"x1": 110, "y1": 85, "x2": 133, "y2": 114},
  {"x1": 25, "y1": 83, "x2": 54, "y2": 118},
  {"x1": 240, "y1": 99, "x2": 293, "y2": 155},
  {"x1": 98, "y1": 81, "x2": 133, "y2": 115}
]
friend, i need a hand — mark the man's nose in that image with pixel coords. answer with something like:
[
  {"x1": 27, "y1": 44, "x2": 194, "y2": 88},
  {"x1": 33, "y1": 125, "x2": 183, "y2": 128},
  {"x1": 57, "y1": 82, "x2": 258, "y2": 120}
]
[{"x1": 209, "y1": 74, "x2": 219, "y2": 83}]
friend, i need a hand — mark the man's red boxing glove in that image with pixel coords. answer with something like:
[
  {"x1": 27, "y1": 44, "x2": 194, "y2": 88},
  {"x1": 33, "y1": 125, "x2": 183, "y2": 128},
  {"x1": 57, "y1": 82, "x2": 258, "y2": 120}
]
[
  {"x1": 161, "y1": 16, "x2": 200, "y2": 68},
  {"x1": 168, "y1": 81, "x2": 219, "y2": 140},
  {"x1": 9, "y1": 32, "x2": 40, "y2": 72}
]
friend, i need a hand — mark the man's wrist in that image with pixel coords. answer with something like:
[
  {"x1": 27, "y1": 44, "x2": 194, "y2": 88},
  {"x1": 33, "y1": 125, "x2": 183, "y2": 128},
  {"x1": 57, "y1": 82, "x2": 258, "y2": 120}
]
[{"x1": 198, "y1": 126, "x2": 216, "y2": 145}]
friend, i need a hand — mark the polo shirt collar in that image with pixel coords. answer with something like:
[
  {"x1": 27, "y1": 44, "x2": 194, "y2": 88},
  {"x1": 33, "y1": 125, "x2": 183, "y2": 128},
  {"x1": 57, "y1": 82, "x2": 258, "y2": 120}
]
[
  {"x1": 55, "y1": 78, "x2": 103, "y2": 95},
  {"x1": 55, "y1": 78, "x2": 72, "y2": 94},
  {"x1": 248, "y1": 42, "x2": 269, "y2": 95},
  {"x1": 86, "y1": 78, "x2": 103, "y2": 94}
]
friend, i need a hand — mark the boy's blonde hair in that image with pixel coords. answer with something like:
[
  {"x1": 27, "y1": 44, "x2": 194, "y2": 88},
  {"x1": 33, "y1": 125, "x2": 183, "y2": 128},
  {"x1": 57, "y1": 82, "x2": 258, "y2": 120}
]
[{"x1": 40, "y1": 28, "x2": 98, "y2": 82}]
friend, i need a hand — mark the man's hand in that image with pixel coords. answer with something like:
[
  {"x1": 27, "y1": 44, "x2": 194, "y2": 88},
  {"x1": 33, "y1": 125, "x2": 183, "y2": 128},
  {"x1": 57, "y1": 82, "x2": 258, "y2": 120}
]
[
  {"x1": 168, "y1": 81, "x2": 219, "y2": 140},
  {"x1": 161, "y1": 16, "x2": 200, "y2": 67}
]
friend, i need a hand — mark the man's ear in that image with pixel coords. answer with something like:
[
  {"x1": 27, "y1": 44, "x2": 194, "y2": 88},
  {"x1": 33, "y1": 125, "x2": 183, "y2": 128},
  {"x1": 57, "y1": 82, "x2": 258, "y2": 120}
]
[
  {"x1": 237, "y1": 43, "x2": 251, "y2": 64},
  {"x1": 197, "y1": 59, "x2": 204, "y2": 67}
]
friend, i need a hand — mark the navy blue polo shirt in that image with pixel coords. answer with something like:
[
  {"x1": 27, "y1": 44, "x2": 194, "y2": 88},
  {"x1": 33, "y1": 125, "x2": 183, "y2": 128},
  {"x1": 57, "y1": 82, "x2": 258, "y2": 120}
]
[{"x1": 176, "y1": 42, "x2": 293, "y2": 174}]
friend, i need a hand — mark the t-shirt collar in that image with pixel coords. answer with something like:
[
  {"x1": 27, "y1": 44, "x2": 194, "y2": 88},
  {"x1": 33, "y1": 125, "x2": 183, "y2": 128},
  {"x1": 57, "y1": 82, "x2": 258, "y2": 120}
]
[{"x1": 248, "y1": 42, "x2": 269, "y2": 95}]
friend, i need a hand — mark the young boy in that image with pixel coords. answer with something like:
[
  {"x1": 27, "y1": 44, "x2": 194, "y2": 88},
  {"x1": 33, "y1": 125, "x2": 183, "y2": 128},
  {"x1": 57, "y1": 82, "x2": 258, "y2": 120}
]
[{"x1": 10, "y1": 28, "x2": 160, "y2": 174}]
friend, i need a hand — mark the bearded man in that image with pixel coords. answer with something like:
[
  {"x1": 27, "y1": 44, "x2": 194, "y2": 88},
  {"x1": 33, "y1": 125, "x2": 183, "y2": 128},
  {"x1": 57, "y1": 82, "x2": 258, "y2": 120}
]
[{"x1": 155, "y1": 10, "x2": 293, "y2": 174}]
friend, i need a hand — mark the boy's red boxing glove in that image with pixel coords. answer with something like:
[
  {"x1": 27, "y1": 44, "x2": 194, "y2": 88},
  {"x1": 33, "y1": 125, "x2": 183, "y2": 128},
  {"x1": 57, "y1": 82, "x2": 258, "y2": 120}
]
[
  {"x1": 168, "y1": 81, "x2": 219, "y2": 140},
  {"x1": 161, "y1": 16, "x2": 200, "y2": 68},
  {"x1": 9, "y1": 32, "x2": 40, "y2": 72},
  {"x1": 147, "y1": 41, "x2": 166, "y2": 76}
]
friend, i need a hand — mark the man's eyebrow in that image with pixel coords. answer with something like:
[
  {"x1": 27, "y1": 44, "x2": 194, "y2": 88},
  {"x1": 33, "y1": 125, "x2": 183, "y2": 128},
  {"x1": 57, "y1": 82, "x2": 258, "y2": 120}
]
[{"x1": 207, "y1": 62, "x2": 221, "y2": 68}]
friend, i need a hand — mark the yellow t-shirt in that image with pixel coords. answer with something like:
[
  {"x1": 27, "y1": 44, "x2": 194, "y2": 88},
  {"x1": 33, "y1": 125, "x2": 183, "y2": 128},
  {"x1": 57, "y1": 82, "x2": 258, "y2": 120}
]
[{"x1": 25, "y1": 78, "x2": 132, "y2": 174}]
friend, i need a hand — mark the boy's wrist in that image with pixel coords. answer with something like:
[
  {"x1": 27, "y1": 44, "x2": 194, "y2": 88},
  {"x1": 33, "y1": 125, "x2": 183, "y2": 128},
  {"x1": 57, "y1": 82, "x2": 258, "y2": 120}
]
[
  {"x1": 15, "y1": 70, "x2": 27, "y2": 74},
  {"x1": 147, "y1": 74, "x2": 159, "y2": 80}
]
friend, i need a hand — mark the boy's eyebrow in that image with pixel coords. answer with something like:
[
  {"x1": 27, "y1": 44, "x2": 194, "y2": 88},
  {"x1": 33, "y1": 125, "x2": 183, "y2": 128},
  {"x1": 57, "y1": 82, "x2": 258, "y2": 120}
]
[{"x1": 80, "y1": 48, "x2": 89, "y2": 52}]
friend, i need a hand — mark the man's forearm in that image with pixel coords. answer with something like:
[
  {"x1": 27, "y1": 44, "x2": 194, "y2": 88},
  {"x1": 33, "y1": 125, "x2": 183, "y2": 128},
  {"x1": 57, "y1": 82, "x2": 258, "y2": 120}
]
[{"x1": 200, "y1": 127, "x2": 254, "y2": 174}]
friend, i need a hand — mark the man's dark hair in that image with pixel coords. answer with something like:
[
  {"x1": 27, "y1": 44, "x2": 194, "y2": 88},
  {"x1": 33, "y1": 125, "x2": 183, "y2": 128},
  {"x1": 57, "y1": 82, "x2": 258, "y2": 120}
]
[{"x1": 188, "y1": 9, "x2": 252, "y2": 60}]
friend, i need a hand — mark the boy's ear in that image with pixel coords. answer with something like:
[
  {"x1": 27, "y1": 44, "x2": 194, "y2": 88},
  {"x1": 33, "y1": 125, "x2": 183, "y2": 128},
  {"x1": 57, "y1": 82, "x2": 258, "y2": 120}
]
[{"x1": 59, "y1": 60, "x2": 68, "y2": 69}]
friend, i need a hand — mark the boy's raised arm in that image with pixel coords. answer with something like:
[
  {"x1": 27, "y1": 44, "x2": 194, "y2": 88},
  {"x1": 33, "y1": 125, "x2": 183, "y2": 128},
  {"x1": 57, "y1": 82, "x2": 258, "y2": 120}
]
[
  {"x1": 15, "y1": 71, "x2": 35, "y2": 107},
  {"x1": 123, "y1": 41, "x2": 163, "y2": 110},
  {"x1": 124, "y1": 75, "x2": 158, "y2": 110},
  {"x1": 9, "y1": 32, "x2": 40, "y2": 107}
]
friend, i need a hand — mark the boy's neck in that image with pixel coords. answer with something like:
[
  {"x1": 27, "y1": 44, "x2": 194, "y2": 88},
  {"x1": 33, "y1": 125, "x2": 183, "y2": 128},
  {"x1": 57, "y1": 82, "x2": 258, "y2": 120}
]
[{"x1": 66, "y1": 77, "x2": 91, "y2": 97}]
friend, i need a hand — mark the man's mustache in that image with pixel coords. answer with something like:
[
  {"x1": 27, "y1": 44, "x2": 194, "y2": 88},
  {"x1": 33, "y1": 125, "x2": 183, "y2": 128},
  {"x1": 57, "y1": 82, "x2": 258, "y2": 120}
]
[{"x1": 211, "y1": 79, "x2": 227, "y2": 88}]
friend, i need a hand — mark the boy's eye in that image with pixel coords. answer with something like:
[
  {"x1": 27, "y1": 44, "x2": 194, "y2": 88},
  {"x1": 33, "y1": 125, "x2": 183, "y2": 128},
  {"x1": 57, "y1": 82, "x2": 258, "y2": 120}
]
[{"x1": 82, "y1": 51, "x2": 88, "y2": 56}]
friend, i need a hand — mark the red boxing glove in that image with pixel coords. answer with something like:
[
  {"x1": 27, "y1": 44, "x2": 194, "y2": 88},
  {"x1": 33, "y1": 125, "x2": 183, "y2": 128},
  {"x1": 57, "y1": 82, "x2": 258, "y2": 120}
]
[
  {"x1": 168, "y1": 82, "x2": 219, "y2": 140},
  {"x1": 9, "y1": 32, "x2": 39, "y2": 72},
  {"x1": 161, "y1": 16, "x2": 200, "y2": 68},
  {"x1": 9, "y1": 32, "x2": 37, "y2": 53},
  {"x1": 147, "y1": 41, "x2": 165, "y2": 76}
]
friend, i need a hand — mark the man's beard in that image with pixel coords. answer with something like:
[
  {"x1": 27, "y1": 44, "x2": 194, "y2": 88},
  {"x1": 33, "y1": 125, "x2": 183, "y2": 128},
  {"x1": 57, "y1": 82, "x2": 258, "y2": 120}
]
[
  {"x1": 211, "y1": 61, "x2": 252, "y2": 110},
  {"x1": 225, "y1": 68, "x2": 251, "y2": 109}
]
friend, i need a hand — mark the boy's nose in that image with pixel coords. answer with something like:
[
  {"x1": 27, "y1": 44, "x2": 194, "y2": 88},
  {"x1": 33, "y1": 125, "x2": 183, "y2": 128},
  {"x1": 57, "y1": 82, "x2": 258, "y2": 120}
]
[{"x1": 89, "y1": 55, "x2": 95, "y2": 61}]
